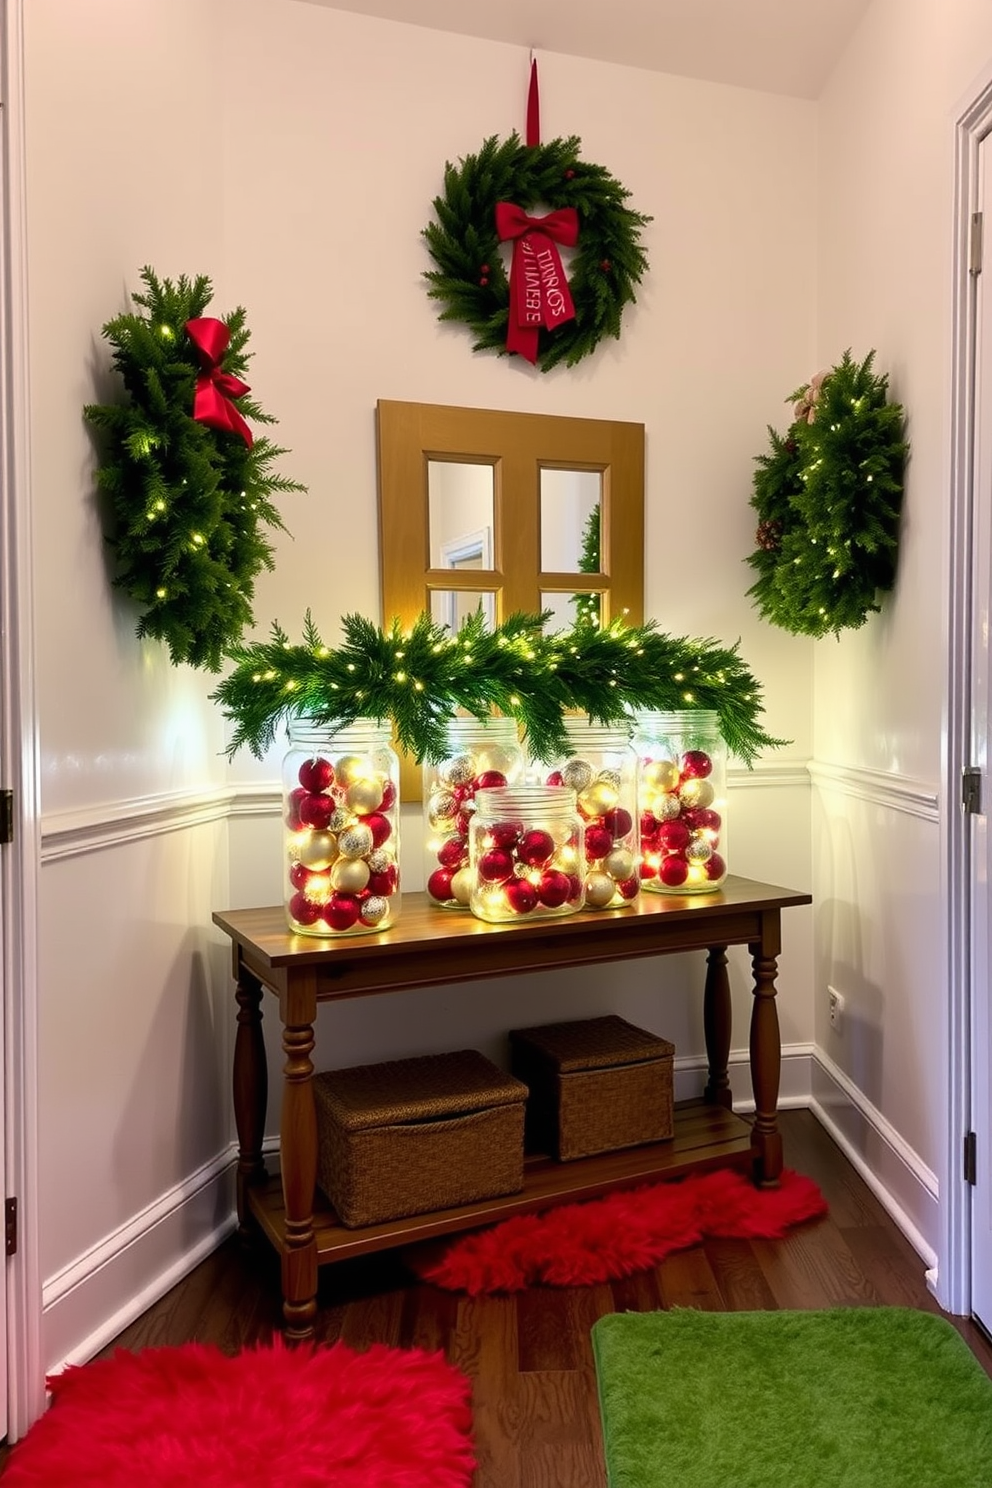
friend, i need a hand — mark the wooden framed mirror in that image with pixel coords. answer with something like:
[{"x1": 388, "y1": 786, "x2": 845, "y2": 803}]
[{"x1": 375, "y1": 399, "x2": 645, "y2": 796}]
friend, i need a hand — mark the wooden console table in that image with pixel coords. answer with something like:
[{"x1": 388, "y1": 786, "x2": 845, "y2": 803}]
[{"x1": 213, "y1": 874, "x2": 811, "y2": 1340}]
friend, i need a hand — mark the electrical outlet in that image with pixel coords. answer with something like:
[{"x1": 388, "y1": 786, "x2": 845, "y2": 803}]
[{"x1": 828, "y1": 986, "x2": 844, "y2": 1031}]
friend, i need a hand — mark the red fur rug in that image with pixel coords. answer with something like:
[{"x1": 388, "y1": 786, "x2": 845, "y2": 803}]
[
  {"x1": 409, "y1": 1167, "x2": 827, "y2": 1294},
  {"x1": 4, "y1": 1337, "x2": 475, "y2": 1487}
]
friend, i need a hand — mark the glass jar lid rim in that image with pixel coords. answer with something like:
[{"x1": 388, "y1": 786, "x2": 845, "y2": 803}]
[{"x1": 474, "y1": 784, "x2": 578, "y2": 812}]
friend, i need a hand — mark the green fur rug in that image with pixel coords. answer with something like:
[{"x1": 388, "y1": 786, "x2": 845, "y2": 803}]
[{"x1": 591, "y1": 1307, "x2": 992, "y2": 1488}]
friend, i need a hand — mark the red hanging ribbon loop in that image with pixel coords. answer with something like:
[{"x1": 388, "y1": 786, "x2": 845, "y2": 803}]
[
  {"x1": 185, "y1": 317, "x2": 254, "y2": 448},
  {"x1": 495, "y1": 202, "x2": 579, "y2": 364}
]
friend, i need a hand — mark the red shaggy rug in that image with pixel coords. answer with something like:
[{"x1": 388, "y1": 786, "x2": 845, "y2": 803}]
[
  {"x1": 3, "y1": 1337, "x2": 475, "y2": 1487},
  {"x1": 409, "y1": 1167, "x2": 827, "y2": 1294}
]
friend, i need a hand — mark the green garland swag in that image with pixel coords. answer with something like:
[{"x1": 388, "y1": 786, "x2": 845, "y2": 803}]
[
  {"x1": 84, "y1": 267, "x2": 306, "y2": 671},
  {"x1": 423, "y1": 132, "x2": 651, "y2": 372},
  {"x1": 211, "y1": 609, "x2": 785, "y2": 767},
  {"x1": 746, "y1": 350, "x2": 908, "y2": 639}
]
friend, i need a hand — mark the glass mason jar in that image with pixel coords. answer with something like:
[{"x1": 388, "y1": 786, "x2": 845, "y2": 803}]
[
  {"x1": 468, "y1": 785, "x2": 585, "y2": 923},
  {"x1": 632, "y1": 710, "x2": 728, "y2": 894},
  {"x1": 536, "y1": 721, "x2": 640, "y2": 909},
  {"x1": 423, "y1": 715, "x2": 525, "y2": 908},
  {"x1": 283, "y1": 717, "x2": 401, "y2": 936}
]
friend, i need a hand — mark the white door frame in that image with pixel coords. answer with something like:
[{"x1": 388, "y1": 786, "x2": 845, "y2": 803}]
[
  {"x1": 945, "y1": 65, "x2": 992, "y2": 1320},
  {"x1": 0, "y1": 0, "x2": 44, "y2": 1440}
]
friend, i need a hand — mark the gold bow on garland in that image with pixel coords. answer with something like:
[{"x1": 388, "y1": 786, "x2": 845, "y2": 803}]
[{"x1": 793, "y1": 370, "x2": 827, "y2": 424}]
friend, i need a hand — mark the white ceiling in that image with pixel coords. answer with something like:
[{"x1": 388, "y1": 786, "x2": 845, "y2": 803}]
[{"x1": 304, "y1": 0, "x2": 874, "y2": 99}]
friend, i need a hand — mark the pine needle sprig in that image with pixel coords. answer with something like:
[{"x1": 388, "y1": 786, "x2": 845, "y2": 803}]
[{"x1": 84, "y1": 266, "x2": 306, "y2": 671}]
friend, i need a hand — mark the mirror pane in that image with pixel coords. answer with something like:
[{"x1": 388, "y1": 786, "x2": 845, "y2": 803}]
[
  {"x1": 541, "y1": 590, "x2": 602, "y2": 634},
  {"x1": 540, "y1": 468, "x2": 602, "y2": 574},
  {"x1": 431, "y1": 589, "x2": 496, "y2": 633},
  {"x1": 428, "y1": 460, "x2": 495, "y2": 570}
]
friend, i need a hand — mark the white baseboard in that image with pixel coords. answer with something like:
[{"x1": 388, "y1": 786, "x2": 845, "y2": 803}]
[
  {"x1": 42, "y1": 1151, "x2": 238, "y2": 1375},
  {"x1": 40, "y1": 1044, "x2": 941, "y2": 1373}
]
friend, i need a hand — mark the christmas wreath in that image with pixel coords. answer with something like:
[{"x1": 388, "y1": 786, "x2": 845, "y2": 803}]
[
  {"x1": 211, "y1": 608, "x2": 785, "y2": 767},
  {"x1": 423, "y1": 132, "x2": 650, "y2": 372},
  {"x1": 84, "y1": 267, "x2": 306, "y2": 671},
  {"x1": 746, "y1": 350, "x2": 908, "y2": 638}
]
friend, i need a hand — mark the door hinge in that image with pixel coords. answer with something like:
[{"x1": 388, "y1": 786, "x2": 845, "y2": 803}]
[
  {"x1": 5, "y1": 1197, "x2": 17, "y2": 1256},
  {"x1": 965, "y1": 1131, "x2": 977, "y2": 1186},
  {"x1": 962, "y1": 767, "x2": 982, "y2": 815},
  {"x1": 0, "y1": 788, "x2": 12, "y2": 844},
  {"x1": 970, "y1": 211, "x2": 984, "y2": 276}
]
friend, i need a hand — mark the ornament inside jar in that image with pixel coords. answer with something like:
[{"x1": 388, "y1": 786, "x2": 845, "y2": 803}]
[
  {"x1": 424, "y1": 716, "x2": 525, "y2": 908},
  {"x1": 283, "y1": 718, "x2": 401, "y2": 936},
  {"x1": 538, "y1": 722, "x2": 640, "y2": 909},
  {"x1": 469, "y1": 786, "x2": 585, "y2": 923},
  {"x1": 632, "y1": 710, "x2": 728, "y2": 894}
]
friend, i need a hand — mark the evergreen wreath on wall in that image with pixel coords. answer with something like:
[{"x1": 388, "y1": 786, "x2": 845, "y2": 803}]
[
  {"x1": 211, "y1": 608, "x2": 785, "y2": 767},
  {"x1": 745, "y1": 350, "x2": 908, "y2": 639},
  {"x1": 423, "y1": 131, "x2": 650, "y2": 372},
  {"x1": 84, "y1": 267, "x2": 306, "y2": 671}
]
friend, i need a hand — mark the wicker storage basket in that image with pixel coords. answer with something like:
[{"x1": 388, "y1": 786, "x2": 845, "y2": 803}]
[
  {"x1": 508, "y1": 1014, "x2": 675, "y2": 1162},
  {"x1": 313, "y1": 1049, "x2": 528, "y2": 1228}
]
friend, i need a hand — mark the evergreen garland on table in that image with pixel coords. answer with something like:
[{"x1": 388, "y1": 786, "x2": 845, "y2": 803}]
[
  {"x1": 423, "y1": 133, "x2": 651, "y2": 372},
  {"x1": 211, "y1": 609, "x2": 785, "y2": 767},
  {"x1": 746, "y1": 350, "x2": 908, "y2": 639},
  {"x1": 84, "y1": 267, "x2": 306, "y2": 671}
]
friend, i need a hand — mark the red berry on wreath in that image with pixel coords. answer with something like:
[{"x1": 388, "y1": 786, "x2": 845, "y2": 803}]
[
  {"x1": 600, "y1": 259, "x2": 612, "y2": 272},
  {"x1": 480, "y1": 263, "x2": 490, "y2": 273},
  {"x1": 564, "y1": 168, "x2": 576, "y2": 179},
  {"x1": 479, "y1": 276, "x2": 489, "y2": 287}
]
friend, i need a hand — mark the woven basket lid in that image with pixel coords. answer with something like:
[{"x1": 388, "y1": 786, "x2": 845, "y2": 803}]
[
  {"x1": 314, "y1": 1049, "x2": 527, "y2": 1132},
  {"x1": 508, "y1": 1014, "x2": 674, "y2": 1073}
]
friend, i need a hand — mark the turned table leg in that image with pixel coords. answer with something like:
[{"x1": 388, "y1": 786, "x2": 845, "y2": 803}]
[
  {"x1": 703, "y1": 945, "x2": 733, "y2": 1109},
  {"x1": 233, "y1": 965, "x2": 268, "y2": 1237},
  {"x1": 280, "y1": 984, "x2": 319, "y2": 1343},
  {"x1": 749, "y1": 913, "x2": 783, "y2": 1187}
]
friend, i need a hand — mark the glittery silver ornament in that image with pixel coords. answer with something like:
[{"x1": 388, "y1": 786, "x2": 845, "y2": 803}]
[
  {"x1": 327, "y1": 807, "x2": 350, "y2": 833},
  {"x1": 686, "y1": 837, "x2": 713, "y2": 864},
  {"x1": 338, "y1": 822, "x2": 374, "y2": 858},
  {"x1": 655, "y1": 793, "x2": 682, "y2": 822},
  {"x1": 439, "y1": 754, "x2": 475, "y2": 787},
  {"x1": 562, "y1": 757, "x2": 594, "y2": 792},
  {"x1": 359, "y1": 896, "x2": 389, "y2": 926},
  {"x1": 428, "y1": 790, "x2": 459, "y2": 828},
  {"x1": 596, "y1": 768, "x2": 622, "y2": 792},
  {"x1": 367, "y1": 849, "x2": 394, "y2": 874}
]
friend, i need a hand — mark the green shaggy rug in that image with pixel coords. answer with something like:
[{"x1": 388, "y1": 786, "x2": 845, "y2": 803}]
[{"x1": 591, "y1": 1307, "x2": 992, "y2": 1488}]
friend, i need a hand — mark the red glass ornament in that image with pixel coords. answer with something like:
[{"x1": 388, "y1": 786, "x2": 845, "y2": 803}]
[
  {"x1": 475, "y1": 770, "x2": 508, "y2": 789},
  {"x1": 427, "y1": 867, "x2": 455, "y2": 903},
  {"x1": 518, "y1": 828, "x2": 555, "y2": 866},
  {"x1": 285, "y1": 787, "x2": 308, "y2": 831},
  {"x1": 659, "y1": 857, "x2": 689, "y2": 888},
  {"x1": 604, "y1": 807, "x2": 633, "y2": 840},
  {"x1": 298, "y1": 757, "x2": 334, "y2": 793},
  {"x1": 478, "y1": 847, "x2": 514, "y2": 883},
  {"x1": 324, "y1": 893, "x2": 361, "y2": 930},
  {"x1": 584, "y1": 824, "x2": 613, "y2": 860},
  {"x1": 299, "y1": 792, "x2": 336, "y2": 830},
  {"x1": 364, "y1": 812, "x2": 392, "y2": 848},
  {"x1": 567, "y1": 873, "x2": 584, "y2": 901},
  {"x1": 368, "y1": 865, "x2": 398, "y2": 896},
  {"x1": 288, "y1": 862, "x2": 310, "y2": 891},
  {"x1": 658, "y1": 820, "x2": 691, "y2": 853},
  {"x1": 617, "y1": 875, "x2": 640, "y2": 900},
  {"x1": 681, "y1": 806, "x2": 722, "y2": 833},
  {"x1": 456, "y1": 809, "x2": 474, "y2": 836},
  {"x1": 489, "y1": 820, "x2": 522, "y2": 849},
  {"x1": 639, "y1": 860, "x2": 658, "y2": 880},
  {"x1": 288, "y1": 891, "x2": 321, "y2": 925},
  {"x1": 505, "y1": 878, "x2": 538, "y2": 914},
  {"x1": 538, "y1": 869, "x2": 571, "y2": 908},
  {"x1": 379, "y1": 779, "x2": 397, "y2": 811},
  {"x1": 639, "y1": 812, "x2": 660, "y2": 846},
  {"x1": 437, "y1": 837, "x2": 468, "y2": 868},
  {"x1": 705, "y1": 853, "x2": 727, "y2": 881},
  {"x1": 545, "y1": 770, "x2": 565, "y2": 787},
  {"x1": 681, "y1": 749, "x2": 713, "y2": 779}
]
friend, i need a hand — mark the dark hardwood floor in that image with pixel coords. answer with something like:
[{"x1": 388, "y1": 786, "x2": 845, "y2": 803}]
[{"x1": 6, "y1": 1109, "x2": 992, "y2": 1485}]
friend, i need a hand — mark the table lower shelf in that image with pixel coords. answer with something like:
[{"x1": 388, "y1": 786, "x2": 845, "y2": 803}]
[{"x1": 246, "y1": 1098, "x2": 755, "y2": 1265}]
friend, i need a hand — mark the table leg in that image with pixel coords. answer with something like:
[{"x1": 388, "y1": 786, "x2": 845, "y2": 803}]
[
  {"x1": 280, "y1": 1014, "x2": 319, "y2": 1343},
  {"x1": 233, "y1": 965, "x2": 268, "y2": 1237},
  {"x1": 749, "y1": 918, "x2": 783, "y2": 1187},
  {"x1": 702, "y1": 945, "x2": 732, "y2": 1109}
]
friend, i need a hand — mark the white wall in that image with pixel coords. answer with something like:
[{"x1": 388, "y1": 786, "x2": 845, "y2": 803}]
[
  {"x1": 811, "y1": 0, "x2": 992, "y2": 1269},
  {"x1": 22, "y1": 0, "x2": 816, "y2": 1373}
]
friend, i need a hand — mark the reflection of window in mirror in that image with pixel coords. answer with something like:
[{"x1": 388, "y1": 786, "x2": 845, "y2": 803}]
[{"x1": 540, "y1": 469, "x2": 601, "y2": 574}]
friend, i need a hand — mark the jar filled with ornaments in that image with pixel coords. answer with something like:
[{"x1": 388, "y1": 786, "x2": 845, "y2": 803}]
[
  {"x1": 537, "y1": 721, "x2": 640, "y2": 909},
  {"x1": 632, "y1": 710, "x2": 728, "y2": 894},
  {"x1": 283, "y1": 718, "x2": 401, "y2": 936},
  {"x1": 469, "y1": 786, "x2": 585, "y2": 923},
  {"x1": 423, "y1": 715, "x2": 525, "y2": 908}
]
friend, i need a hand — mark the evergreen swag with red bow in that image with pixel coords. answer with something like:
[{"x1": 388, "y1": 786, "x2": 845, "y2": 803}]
[
  {"x1": 423, "y1": 132, "x2": 650, "y2": 371},
  {"x1": 84, "y1": 267, "x2": 305, "y2": 670}
]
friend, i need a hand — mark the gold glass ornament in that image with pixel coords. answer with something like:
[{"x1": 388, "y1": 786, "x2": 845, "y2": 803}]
[
  {"x1": 298, "y1": 831, "x2": 338, "y2": 871},
  {"x1": 331, "y1": 857, "x2": 371, "y2": 893}
]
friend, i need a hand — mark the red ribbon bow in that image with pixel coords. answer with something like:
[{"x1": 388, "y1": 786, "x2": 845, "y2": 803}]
[
  {"x1": 495, "y1": 202, "x2": 579, "y2": 364},
  {"x1": 185, "y1": 317, "x2": 253, "y2": 448}
]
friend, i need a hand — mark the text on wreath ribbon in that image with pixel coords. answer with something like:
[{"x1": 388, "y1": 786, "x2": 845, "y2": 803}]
[
  {"x1": 185, "y1": 317, "x2": 254, "y2": 448},
  {"x1": 495, "y1": 202, "x2": 579, "y2": 364}
]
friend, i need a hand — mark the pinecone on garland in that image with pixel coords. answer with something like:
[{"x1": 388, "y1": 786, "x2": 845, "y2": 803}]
[{"x1": 755, "y1": 519, "x2": 783, "y2": 553}]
